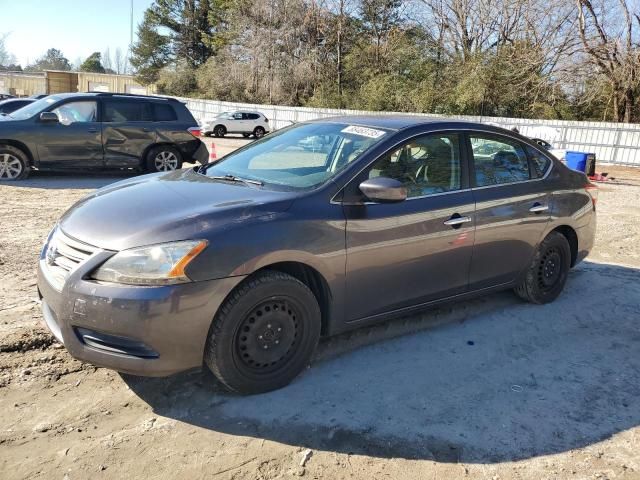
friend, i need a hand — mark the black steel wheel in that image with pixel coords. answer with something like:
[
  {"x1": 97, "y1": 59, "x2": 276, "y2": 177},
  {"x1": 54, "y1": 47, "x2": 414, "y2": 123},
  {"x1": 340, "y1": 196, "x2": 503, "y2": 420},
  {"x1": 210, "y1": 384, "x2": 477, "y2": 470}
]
[
  {"x1": 235, "y1": 298, "x2": 301, "y2": 372},
  {"x1": 204, "y1": 271, "x2": 321, "y2": 394},
  {"x1": 515, "y1": 231, "x2": 571, "y2": 304},
  {"x1": 538, "y1": 247, "x2": 562, "y2": 290}
]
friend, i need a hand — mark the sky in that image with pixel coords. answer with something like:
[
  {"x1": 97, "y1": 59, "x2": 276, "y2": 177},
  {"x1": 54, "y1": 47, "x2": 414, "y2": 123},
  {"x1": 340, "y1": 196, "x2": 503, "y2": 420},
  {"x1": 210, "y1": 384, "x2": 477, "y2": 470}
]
[{"x1": 1, "y1": 0, "x2": 154, "y2": 68}]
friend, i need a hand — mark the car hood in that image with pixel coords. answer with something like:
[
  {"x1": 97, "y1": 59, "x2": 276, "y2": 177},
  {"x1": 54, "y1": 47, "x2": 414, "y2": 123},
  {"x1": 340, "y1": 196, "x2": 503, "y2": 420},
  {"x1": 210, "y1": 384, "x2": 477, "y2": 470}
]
[{"x1": 59, "y1": 168, "x2": 296, "y2": 251}]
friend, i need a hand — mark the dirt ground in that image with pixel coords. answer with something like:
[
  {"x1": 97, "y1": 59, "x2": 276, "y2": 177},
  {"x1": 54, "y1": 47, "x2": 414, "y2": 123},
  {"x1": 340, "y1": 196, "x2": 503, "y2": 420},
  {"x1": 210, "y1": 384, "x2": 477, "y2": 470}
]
[{"x1": 1, "y1": 142, "x2": 640, "y2": 480}]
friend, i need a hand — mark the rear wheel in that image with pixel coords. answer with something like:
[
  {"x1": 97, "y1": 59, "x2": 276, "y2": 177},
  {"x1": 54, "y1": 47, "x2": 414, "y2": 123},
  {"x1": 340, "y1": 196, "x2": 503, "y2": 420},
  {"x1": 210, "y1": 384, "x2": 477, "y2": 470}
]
[
  {"x1": 146, "y1": 145, "x2": 183, "y2": 173},
  {"x1": 0, "y1": 145, "x2": 30, "y2": 181},
  {"x1": 204, "y1": 271, "x2": 321, "y2": 394},
  {"x1": 253, "y1": 126, "x2": 266, "y2": 138},
  {"x1": 214, "y1": 125, "x2": 226, "y2": 138},
  {"x1": 515, "y1": 231, "x2": 571, "y2": 304}
]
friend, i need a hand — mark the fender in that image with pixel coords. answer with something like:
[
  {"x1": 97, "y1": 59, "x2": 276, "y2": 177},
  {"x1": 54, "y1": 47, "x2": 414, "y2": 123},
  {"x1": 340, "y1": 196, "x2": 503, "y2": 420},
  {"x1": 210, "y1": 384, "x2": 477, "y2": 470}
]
[{"x1": 230, "y1": 248, "x2": 347, "y2": 336}]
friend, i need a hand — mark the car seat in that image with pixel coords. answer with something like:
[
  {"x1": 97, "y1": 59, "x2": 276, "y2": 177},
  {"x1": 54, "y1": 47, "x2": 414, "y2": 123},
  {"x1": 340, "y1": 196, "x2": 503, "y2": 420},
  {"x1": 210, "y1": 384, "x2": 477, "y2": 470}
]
[
  {"x1": 492, "y1": 150, "x2": 527, "y2": 183},
  {"x1": 414, "y1": 138, "x2": 454, "y2": 194}
]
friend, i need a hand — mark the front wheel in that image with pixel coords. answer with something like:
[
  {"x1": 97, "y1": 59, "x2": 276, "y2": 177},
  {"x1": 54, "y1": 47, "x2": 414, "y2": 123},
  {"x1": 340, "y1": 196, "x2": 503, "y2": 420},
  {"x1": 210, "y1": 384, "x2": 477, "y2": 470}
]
[
  {"x1": 515, "y1": 231, "x2": 571, "y2": 304},
  {"x1": 204, "y1": 271, "x2": 321, "y2": 394},
  {"x1": 146, "y1": 146, "x2": 183, "y2": 173}
]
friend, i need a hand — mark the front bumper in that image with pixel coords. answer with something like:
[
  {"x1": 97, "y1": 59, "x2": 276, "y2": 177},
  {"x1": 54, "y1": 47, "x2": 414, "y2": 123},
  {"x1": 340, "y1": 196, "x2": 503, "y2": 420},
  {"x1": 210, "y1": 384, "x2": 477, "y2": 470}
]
[{"x1": 37, "y1": 233, "x2": 245, "y2": 377}]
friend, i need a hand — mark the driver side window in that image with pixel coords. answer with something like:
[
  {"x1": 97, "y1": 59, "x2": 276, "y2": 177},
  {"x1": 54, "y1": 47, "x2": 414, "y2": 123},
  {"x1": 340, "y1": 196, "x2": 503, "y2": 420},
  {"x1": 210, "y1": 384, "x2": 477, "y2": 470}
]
[
  {"x1": 368, "y1": 133, "x2": 462, "y2": 198},
  {"x1": 52, "y1": 101, "x2": 97, "y2": 126}
]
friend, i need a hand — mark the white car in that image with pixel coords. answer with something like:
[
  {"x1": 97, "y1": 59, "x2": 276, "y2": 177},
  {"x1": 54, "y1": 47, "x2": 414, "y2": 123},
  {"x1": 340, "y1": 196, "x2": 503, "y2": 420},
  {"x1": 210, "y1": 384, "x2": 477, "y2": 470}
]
[{"x1": 202, "y1": 111, "x2": 270, "y2": 138}]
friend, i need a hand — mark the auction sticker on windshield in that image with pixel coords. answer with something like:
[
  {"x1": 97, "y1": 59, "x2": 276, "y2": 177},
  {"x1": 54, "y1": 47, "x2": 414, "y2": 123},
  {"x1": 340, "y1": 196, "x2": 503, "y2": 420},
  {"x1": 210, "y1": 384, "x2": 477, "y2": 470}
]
[{"x1": 341, "y1": 125, "x2": 386, "y2": 138}]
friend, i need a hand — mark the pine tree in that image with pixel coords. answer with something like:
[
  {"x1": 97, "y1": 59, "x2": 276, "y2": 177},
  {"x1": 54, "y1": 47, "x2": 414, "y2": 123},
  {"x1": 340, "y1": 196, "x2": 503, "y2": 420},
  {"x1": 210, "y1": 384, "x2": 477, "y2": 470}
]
[
  {"x1": 130, "y1": 10, "x2": 172, "y2": 85},
  {"x1": 79, "y1": 52, "x2": 106, "y2": 73}
]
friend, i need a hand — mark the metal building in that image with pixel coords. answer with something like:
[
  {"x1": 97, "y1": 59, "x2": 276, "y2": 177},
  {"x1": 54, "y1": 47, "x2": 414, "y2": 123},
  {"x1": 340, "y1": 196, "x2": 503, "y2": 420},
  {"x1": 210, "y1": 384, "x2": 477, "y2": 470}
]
[{"x1": 0, "y1": 70, "x2": 155, "y2": 97}]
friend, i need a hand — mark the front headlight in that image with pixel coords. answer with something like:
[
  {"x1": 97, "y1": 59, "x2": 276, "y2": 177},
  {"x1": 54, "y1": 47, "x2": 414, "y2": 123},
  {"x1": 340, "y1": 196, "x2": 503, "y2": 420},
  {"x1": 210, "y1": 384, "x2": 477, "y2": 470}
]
[{"x1": 91, "y1": 240, "x2": 208, "y2": 286}]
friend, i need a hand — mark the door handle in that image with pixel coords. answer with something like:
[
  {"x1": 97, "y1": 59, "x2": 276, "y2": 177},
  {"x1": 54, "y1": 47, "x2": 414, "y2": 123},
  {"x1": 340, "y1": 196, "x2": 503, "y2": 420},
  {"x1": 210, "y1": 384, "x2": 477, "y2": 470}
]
[
  {"x1": 444, "y1": 214, "x2": 472, "y2": 227},
  {"x1": 529, "y1": 203, "x2": 549, "y2": 213},
  {"x1": 87, "y1": 128, "x2": 98, "y2": 133}
]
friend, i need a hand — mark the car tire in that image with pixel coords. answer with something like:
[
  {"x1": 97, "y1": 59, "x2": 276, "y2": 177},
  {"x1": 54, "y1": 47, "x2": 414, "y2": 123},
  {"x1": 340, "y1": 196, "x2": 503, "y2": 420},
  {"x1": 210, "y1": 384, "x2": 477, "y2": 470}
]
[
  {"x1": 146, "y1": 145, "x2": 183, "y2": 173},
  {"x1": 514, "y1": 231, "x2": 571, "y2": 304},
  {"x1": 242, "y1": 133, "x2": 251, "y2": 138},
  {"x1": 214, "y1": 125, "x2": 226, "y2": 138},
  {"x1": 0, "y1": 145, "x2": 30, "y2": 181},
  {"x1": 253, "y1": 127, "x2": 266, "y2": 139},
  {"x1": 204, "y1": 270, "x2": 321, "y2": 394}
]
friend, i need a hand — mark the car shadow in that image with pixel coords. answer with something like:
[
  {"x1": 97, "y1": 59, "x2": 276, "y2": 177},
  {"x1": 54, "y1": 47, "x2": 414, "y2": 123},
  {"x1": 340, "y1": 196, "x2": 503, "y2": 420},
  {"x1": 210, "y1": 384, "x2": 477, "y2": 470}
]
[
  {"x1": 203, "y1": 135, "x2": 255, "y2": 142},
  {"x1": 1, "y1": 170, "x2": 143, "y2": 190},
  {"x1": 123, "y1": 261, "x2": 640, "y2": 463}
]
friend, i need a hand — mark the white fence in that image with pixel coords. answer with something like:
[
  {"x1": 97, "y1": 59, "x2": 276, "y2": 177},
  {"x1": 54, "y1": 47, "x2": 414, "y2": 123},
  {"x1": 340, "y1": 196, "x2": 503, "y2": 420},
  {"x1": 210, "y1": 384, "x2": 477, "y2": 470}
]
[{"x1": 176, "y1": 97, "x2": 640, "y2": 166}]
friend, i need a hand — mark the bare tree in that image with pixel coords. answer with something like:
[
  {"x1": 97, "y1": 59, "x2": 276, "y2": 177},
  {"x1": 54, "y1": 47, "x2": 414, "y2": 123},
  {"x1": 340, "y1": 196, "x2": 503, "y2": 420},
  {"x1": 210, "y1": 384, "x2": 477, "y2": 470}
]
[
  {"x1": 576, "y1": 0, "x2": 640, "y2": 122},
  {"x1": 102, "y1": 47, "x2": 113, "y2": 72},
  {"x1": 140, "y1": 0, "x2": 640, "y2": 120},
  {"x1": 114, "y1": 47, "x2": 127, "y2": 74},
  {"x1": 0, "y1": 33, "x2": 17, "y2": 67}
]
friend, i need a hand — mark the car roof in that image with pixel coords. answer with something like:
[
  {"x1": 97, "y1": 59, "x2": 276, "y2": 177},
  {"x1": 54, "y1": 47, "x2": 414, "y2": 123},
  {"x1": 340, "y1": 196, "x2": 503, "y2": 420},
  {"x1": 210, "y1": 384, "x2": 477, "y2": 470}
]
[
  {"x1": 44, "y1": 92, "x2": 175, "y2": 102},
  {"x1": 309, "y1": 114, "x2": 525, "y2": 137},
  {"x1": 313, "y1": 115, "x2": 479, "y2": 130},
  {"x1": 0, "y1": 98, "x2": 34, "y2": 105}
]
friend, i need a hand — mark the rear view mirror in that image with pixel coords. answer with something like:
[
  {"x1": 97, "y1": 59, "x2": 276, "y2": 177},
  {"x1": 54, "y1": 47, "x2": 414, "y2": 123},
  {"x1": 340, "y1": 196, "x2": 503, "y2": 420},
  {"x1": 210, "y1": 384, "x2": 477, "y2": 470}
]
[
  {"x1": 359, "y1": 177, "x2": 407, "y2": 203},
  {"x1": 39, "y1": 112, "x2": 59, "y2": 123}
]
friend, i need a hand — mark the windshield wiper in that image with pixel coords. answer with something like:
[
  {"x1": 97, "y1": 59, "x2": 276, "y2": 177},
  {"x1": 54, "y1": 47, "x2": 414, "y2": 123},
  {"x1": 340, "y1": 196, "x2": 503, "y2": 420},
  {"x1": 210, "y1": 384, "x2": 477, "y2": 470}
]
[{"x1": 210, "y1": 174, "x2": 263, "y2": 186}]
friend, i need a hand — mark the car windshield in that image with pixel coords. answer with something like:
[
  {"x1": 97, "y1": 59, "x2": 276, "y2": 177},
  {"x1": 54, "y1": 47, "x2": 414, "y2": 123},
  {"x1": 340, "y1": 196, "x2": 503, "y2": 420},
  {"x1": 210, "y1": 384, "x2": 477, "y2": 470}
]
[
  {"x1": 9, "y1": 96, "x2": 60, "y2": 120},
  {"x1": 204, "y1": 122, "x2": 389, "y2": 190}
]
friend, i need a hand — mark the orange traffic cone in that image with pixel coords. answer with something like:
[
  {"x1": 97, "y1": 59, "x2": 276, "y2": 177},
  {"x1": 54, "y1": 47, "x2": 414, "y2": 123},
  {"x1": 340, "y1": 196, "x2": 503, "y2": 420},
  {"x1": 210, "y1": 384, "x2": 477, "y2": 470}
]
[{"x1": 209, "y1": 142, "x2": 217, "y2": 162}]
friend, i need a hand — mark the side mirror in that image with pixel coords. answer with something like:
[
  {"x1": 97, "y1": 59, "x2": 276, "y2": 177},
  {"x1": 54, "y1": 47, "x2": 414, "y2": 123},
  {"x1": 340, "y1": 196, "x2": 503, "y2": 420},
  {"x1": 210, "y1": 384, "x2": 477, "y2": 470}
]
[
  {"x1": 359, "y1": 177, "x2": 407, "y2": 203},
  {"x1": 39, "y1": 112, "x2": 59, "y2": 123}
]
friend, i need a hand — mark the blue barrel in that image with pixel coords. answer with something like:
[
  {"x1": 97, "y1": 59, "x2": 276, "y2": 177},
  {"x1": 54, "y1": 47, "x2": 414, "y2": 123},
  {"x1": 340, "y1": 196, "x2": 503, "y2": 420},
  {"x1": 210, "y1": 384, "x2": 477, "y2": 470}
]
[{"x1": 565, "y1": 151, "x2": 595, "y2": 173}]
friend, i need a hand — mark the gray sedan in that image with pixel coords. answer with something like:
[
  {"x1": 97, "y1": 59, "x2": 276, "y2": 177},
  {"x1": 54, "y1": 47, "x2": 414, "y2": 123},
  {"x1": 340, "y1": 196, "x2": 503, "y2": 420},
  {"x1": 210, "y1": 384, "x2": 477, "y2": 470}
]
[{"x1": 37, "y1": 116, "x2": 597, "y2": 394}]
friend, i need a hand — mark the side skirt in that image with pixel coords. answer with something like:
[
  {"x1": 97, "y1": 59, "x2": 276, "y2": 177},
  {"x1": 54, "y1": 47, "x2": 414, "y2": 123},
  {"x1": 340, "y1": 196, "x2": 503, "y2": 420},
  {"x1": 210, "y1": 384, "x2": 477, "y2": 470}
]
[{"x1": 338, "y1": 281, "x2": 515, "y2": 332}]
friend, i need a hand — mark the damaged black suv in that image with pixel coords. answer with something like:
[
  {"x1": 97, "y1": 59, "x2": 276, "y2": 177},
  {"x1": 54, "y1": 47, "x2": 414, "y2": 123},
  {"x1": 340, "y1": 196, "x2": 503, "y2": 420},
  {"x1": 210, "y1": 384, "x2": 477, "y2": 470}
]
[{"x1": 0, "y1": 93, "x2": 207, "y2": 181}]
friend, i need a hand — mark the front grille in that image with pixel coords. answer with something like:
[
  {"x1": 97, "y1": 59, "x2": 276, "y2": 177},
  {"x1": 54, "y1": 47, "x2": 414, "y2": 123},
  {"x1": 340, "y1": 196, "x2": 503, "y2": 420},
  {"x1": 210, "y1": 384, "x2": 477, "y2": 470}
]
[{"x1": 44, "y1": 229, "x2": 98, "y2": 290}]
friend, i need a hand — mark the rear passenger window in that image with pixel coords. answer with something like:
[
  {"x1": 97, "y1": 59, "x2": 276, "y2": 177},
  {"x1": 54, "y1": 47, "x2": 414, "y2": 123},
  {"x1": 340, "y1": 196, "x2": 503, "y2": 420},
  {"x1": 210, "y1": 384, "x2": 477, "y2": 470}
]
[
  {"x1": 470, "y1": 135, "x2": 530, "y2": 186},
  {"x1": 247, "y1": 113, "x2": 260, "y2": 120},
  {"x1": 153, "y1": 103, "x2": 177, "y2": 121},
  {"x1": 103, "y1": 100, "x2": 152, "y2": 122},
  {"x1": 526, "y1": 145, "x2": 551, "y2": 178}
]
